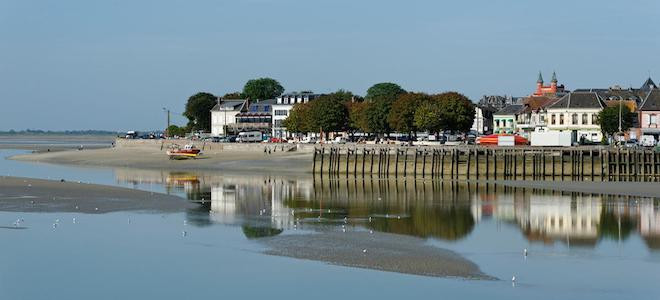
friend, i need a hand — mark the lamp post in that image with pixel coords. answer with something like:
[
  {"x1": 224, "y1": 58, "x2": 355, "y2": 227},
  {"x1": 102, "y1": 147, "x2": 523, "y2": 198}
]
[{"x1": 162, "y1": 107, "x2": 170, "y2": 138}]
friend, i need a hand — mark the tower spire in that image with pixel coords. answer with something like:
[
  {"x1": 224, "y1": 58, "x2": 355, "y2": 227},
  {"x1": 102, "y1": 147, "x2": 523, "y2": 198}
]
[
  {"x1": 537, "y1": 71, "x2": 544, "y2": 83},
  {"x1": 551, "y1": 71, "x2": 557, "y2": 83}
]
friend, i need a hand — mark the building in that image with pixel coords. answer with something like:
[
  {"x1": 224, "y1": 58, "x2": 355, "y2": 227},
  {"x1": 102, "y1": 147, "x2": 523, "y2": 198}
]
[
  {"x1": 233, "y1": 99, "x2": 276, "y2": 134},
  {"x1": 546, "y1": 92, "x2": 605, "y2": 143},
  {"x1": 210, "y1": 99, "x2": 247, "y2": 136},
  {"x1": 493, "y1": 104, "x2": 523, "y2": 134},
  {"x1": 638, "y1": 88, "x2": 660, "y2": 140},
  {"x1": 471, "y1": 105, "x2": 496, "y2": 134},
  {"x1": 515, "y1": 96, "x2": 558, "y2": 138},
  {"x1": 271, "y1": 92, "x2": 323, "y2": 138},
  {"x1": 533, "y1": 71, "x2": 566, "y2": 97},
  {"x1": 478, "y1": 95, "x2": 522, "y2": 110}
]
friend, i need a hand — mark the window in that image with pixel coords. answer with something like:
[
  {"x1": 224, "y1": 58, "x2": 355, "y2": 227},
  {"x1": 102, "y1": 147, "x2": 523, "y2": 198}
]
[
  {"x1": 560, "y1": 114, "x2": 564, "y2": 125},
  {"x1": 551, "y1": 114, "x2": 556, "y2": 125},
  {"x1": 250, "y1": 106, "x2": 258, "y2": 112},
  {"x1": 582, "y1": 113, "x2": 587, "y2": 125},
  {"x1": 592, "y1": 114, "x2": 597, "y2": 124},
  {"x1": 274, "y1": 109, "x2": 288, "y2": 116},
  {"x1": 274, "y1": 120, "x2": 283, "y2": 127},
  {"x1": 651, "y1": 114, "x2": 658, "y2": 125},
  {"x1": 540, "y1": 114, "x2": 546, "y2": 124},
  {"x1": 572, "y1": 113, "x2": 578, "y2": 125},
  {"x1": 495, "y1": 120, "x2": 500, "y2": 127},
  {"x1": 263, "y1": 105, "x2": 271, "y2": 112}
]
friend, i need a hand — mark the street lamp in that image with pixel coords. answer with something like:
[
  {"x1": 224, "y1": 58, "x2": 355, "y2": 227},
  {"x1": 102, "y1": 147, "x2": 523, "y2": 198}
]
[{"x1": 162, "y1": 107, "x2": 170, "y2": 138}]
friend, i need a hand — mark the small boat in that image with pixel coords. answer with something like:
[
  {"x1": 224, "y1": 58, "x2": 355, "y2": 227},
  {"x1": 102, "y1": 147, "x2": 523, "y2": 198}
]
[
  {"x1": 476, "y1": 134, "x2": 529, "y2": 146},
  {"x1": 166, "y1": 144, "x2": 201, "y2": 159}
]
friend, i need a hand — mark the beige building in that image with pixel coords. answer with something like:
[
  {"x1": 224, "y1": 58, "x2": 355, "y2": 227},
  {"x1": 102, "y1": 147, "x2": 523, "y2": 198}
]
[{"x1": 546, "y1": 92, "x2": 605, "y2": 143}]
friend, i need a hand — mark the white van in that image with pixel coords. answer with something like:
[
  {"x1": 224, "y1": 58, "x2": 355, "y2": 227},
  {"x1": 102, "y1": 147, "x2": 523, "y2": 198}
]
[
  {"x1": 236, "y1": 131, "x2": 263, "y2": 143},
  {"x1": 640, "y1": 135, "x2": 656, "y2": 147}
]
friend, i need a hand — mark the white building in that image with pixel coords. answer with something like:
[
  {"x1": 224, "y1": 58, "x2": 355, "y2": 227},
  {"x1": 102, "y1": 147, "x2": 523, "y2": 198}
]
[
  {"x1": 272, "y1": 92, "x2": 322, "y2": 138},
  {"x1": 546, "y1": 92, "x2": 605, "y2": 143},
  {"x1": 210, "y1": 99, "x2": 247, "y2": 136},
  {"x1": 471, "y1": 105, "x2": 495, "y2": 135}
]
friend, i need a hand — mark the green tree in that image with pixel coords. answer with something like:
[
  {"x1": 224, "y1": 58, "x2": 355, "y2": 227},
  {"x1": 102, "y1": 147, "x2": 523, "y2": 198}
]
[
  {"x1": 365, "y1": 82, "x2": 406, "y2": 103},
  {"x1": 414, "y1": 101, "x2": 444, "y2": 134},
  {"x1": 388, "y1": 92, "x2": 432, "y2": 135},
  {"x1": 432, "y1": 92, "x2": 475, "y2": 133},
  {"x1": 283, "y1": 103, "x2": 312, "y2": 134},
  {"x1": 347, "y1": 101, "x2": 370, "y2": 133},
  {"x1": 222, "y1": 92, "x2": 244, "y2": 99},
  {"x1": 597, "y1": 104, "x2": 635, "y2": 138},
  {"x1": 183, "y1": 92, "x2": 217, "y2": 132},
  {"x1": 242, "y1": 78, "x2": 284, "y2": 100},
  {"x1": 166, "y1": 125, "x2": 187, "y2": 137},
  {"x1": 307, "y1": 91, "x2": 350, "y2": 136}
]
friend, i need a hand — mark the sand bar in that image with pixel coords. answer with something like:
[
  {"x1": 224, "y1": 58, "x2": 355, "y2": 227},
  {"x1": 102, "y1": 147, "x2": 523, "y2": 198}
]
[{"x1": 0, "y1": 176, "x2": 195, "y2": 213}]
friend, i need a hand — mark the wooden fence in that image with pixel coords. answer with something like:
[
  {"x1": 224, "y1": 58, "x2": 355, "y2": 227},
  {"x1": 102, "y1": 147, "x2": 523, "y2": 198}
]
[{"x1": 312, "y1": 146, "x2": 660, "y2": 182}]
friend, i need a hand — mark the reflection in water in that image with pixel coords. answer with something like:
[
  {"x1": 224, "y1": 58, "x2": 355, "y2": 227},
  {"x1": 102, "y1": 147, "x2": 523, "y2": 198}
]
[{"x1": 114, "y1": 169, "x2": 660, "y2": 250}]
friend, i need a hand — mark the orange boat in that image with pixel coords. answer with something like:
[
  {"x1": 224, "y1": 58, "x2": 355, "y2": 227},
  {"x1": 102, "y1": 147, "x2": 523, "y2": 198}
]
[
  {"x1": 476, "y1": 134, "x2": 528, "y2": 146},
  {"x1": 166, "y1": 144, "x2": 202, "y2": 159}
]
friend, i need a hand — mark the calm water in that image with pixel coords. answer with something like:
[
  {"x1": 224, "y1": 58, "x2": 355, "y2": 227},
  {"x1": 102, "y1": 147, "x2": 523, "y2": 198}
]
[{"x1": 1, "y1": 149, "x2": 659, "y2": 299}]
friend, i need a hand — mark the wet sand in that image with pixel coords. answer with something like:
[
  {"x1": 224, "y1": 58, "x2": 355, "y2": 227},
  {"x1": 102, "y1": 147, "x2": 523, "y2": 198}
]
[
  {"x1": 493, "y1": 180, "x2": 660, "y2": 198},
  {"x1": 10, "y1": 146, "x2": 314, "y2": 174},
  {"x1": 260, "y1": 231, "x2": 494, "y2": 279},
  {"x1": 0, "y1": 176, "x2": 195, "y2": 213}
]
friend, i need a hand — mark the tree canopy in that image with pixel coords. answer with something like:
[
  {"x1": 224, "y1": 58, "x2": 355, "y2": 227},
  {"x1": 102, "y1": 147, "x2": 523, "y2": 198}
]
[
  {"x1": 221, "y1": 92, "x2": 244, "y2": 99},
  {"x1": 365, "y1": 82, "x2": 406, "y2": 103},
  {"x1": 347, "y1": 101, "x2": 370, "y2": 133},
  {"x1": 597, "y1": 104, "x2": 635, "y2": 137},
  {"x1": 432, "y1": 92, "x2": 475, "y2": 132},
  {"x1": 183, "y1": 92, "x2": 217, "y2": 131},
  {"x1": 414, "y1": 101, "x2": 444, "y2": 134},
  {"x1": 282, "y1": 103, "x2": 312, "y2": 134},
  {"x1": 166, "y1": 125, "x2": 187, "y2": 137},
  {"x1": 242, "y1": 78, "x2": 284, "y2": 100},
  {"x1": 388, "y1": 92, "x2": 431, "y2": 134},
  {"x1": 307, "y1": 90, "x2": 351, "y2": 134}
]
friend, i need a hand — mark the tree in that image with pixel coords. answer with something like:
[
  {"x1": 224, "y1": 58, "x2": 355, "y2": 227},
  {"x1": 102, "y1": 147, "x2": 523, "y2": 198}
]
[
  {"x1": 431, "y1": 92, "x2": 475, "y2": 133},
  {"x1": 184, "y1": 92, "x2": 217, "y2": 132},
  {"x1": 414, "y1": 101, "x2": 444, "y2": 134},
  {"x1": 388, "y1": 92, "x2": 432, "y2": 135},
  {"x1": 307, "y1": 91, "x2": 350, "y2": 136},
  {"x1": 283, "y1": 103, "x2": 312, "y2": 134},
  {"x1": 347, "y1": 101, "x2": 370, "y2": 133},
  {"x1": 597, "y1": 104, "x2": 635, "y2": 138},
  {"x1": 166, "y1": 125, "x2": 187, "y2": 137},
  {"x1": 222, "y1": 92, "x2": 244, "y2": 99},
  {"x1": 365, "y1": 82, "x2": 406, "y2": 103},
  {"x1": 242, "y1": 78, "x2": 284, "y2": 100}
]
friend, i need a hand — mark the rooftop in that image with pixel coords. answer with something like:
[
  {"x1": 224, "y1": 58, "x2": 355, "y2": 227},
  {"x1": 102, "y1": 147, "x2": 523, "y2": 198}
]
[{"x1": 548, "y1": 92, "x2": 605, "y2": 110}]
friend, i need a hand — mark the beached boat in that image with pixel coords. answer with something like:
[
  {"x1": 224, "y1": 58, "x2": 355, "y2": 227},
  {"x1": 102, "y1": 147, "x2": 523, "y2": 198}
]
[{"x1": 166, "y1": 144, "x2": 201, "y2": 159}]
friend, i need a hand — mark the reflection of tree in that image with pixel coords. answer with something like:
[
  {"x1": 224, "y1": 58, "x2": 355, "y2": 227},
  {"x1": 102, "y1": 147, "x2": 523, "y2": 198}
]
[
  {"x1": 370, "y1": 205, "x2": 475, "y2": 241},
  {"x1": 598, "y1": 210, "x2": 635, "y2": 241},
  {"x1": 186, "y1": 201, "x2": 213, "y2": 227},
  {"x1": 241, "y1": 225, "x2": 283, "y2": 239}
]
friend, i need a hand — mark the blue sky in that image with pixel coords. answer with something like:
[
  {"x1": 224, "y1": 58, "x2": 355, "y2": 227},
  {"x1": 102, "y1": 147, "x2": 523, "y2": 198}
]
[{"x1": 1, "y1": 0, "x2": 659, "y2": 131}]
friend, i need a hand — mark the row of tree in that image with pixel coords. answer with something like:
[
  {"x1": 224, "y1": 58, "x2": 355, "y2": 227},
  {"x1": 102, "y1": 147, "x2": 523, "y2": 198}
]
[{"x1": 284, "y1": 83, "x2": 475, "y2": 138}]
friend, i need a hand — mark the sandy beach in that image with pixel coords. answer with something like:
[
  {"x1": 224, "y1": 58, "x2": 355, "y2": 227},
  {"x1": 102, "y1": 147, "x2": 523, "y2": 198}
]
[
  {"x1": 0, "y1": 176, "x2": 195, "y2": 213},
  {"x1": 10, "y1": 143, "x2": 314, "y2": 174}
]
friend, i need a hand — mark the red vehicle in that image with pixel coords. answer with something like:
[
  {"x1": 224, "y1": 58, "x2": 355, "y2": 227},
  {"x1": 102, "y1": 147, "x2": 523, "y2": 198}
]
[
  {"x1": 269, "y1": 137, "x2": 287, "y2": 143},
  {"x1": 476, "y1": 134, "x2": 528, "y2": 146}
]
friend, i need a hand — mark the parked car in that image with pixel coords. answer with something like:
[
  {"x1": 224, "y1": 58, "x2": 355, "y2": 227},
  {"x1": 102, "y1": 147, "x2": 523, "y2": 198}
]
[
  {"x1": 269, "y1": 137, "x2": 287, "y2": 143},
  {"x1": 640, "y1": 135, "x2": 657, "y2": 147},
  {"x1": 301, "y1": 136, "x2": 318, "y2": 144},
  {"x1": 331, "y1": 136, "x2": 347, "y2": 144},
  {"x1": 624, "y1": 139, "x2": 639, "y2": 149}
]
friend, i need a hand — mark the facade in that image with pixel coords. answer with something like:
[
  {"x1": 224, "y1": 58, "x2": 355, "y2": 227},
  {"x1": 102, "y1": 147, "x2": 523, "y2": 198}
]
[
  {"x1": 271, "y1": 92, "x2": 322, "y2": 138},
  {"x1": 515, "y1": 96, "x2": 558, "y2": 138},
  {"x1": 546, "y1": 92, "x2": 605, "y2": 143},
  {"x1": 478, "y1": 95, "x2": 522, "y2": 110},
  {"x1": 471, "y1": 105, "x2": 496, "y2": 134},
  {"x1": 638, "y1": 88, "x2": 660, "y2": 139},
  {"x1": 210, "y1": 99, "x2": 247, "y2": 136},
  {"x1": 233, "y1": 99, "x2": 276, "y2": 134},
  {"x1": 493, "y1": 104, "x2": 523, "y2": 134}
]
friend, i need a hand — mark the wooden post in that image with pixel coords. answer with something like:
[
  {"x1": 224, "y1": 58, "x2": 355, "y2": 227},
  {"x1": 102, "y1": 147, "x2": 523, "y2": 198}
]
[
  {"x1": 354, "y1": 148, "x2": 358, "y2": 175},
  {"x1": 475, "y1": 148, "x2": 480, "y2": 180},
  {"x1": 395, "y1": 149, "x2": 400, "y2": 178},
  {"x1": 466, "y1": 149, "x2": 471, "y2": 180},
  {"x1": 513, "y1": 149, "x2": 517, "y2": 180},
  {"x1": 561, "y1": 150, "x2": 565, "y2": 180},
  {"x1": 361, "y1": 149, "x2": 366, "y2": 176},
  {"x1": 414, "y1": 149, "x2": 419, "y2": 177},
  {"x1": 320, "y1": 148, "x2": 325, "y2": 177},
  {"x1": 441, "y1": 149, "x2": 445, "y2": 178},
  {"x1": 312, "y1": 149, "x2": 317, "y2": 174},
  {"x1": 403, "y1": 149, "x2": 408, "y2": 177},
  {"x1": 485, "y1": 148, "x2": 490, "y2": 180},
  {"x1": 590, "y1": 150, "x2": 594, "y2": 181},
  {"x1": 422, "y1": 150, "x2": 427, "y2": 178},
  {"x1": 494, "y1": 149, "x2": 498, "y2": 180},
  {"x1": 370, "y1": 148, "x2": 375, "y2": 176},
  {"x1": 431, "y1": 149, "x2": 436, "y2": 178},
  {"x1": 552, "y1": 150, "x2": 556, "y2": 180}
]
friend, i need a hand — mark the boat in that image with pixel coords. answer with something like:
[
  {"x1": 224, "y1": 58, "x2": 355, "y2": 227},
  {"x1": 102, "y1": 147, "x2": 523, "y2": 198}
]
[{"x1": 166, "y1": 144, "x2": 202, "y2": 159}]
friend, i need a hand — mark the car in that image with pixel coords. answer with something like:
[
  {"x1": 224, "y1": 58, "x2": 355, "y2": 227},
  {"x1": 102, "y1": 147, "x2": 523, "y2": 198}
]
[
  {"x1": 269, "y1": 137, "x2": 287, "y2": 143},
  {"x1": 624, "y1": 139, "x2": 638, "y2": 149}
]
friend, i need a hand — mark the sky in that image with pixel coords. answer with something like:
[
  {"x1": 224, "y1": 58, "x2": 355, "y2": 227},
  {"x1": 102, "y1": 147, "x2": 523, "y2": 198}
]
[{"x1": 1, "y1": 0, "x2": 659, "y2": 131}]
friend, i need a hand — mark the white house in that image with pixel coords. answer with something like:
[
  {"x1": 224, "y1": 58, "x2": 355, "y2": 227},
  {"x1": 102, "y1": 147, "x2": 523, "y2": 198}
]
[
  {"x1": 210, "y1": 99, "x2": 247, "y2": 136},
  {"x1": 545, "y1": 92, "x2": 605, "y2": 143},
  {"x1": 471, "y1": 105, "x2": 495, "y2": 135},
  {"x1": 272, "y1": 92, "x2": 322, "y2": 138}
]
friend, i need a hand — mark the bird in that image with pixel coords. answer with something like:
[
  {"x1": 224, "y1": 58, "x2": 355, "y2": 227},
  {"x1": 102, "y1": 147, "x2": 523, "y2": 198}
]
[
  {"x1": 523, "y1": 248, "x2": 528, "y2": 256},
  {"x1": 512, "y1": 276, "x2": 516, "y2": 282},
  {"x1": 72, "y1": 218, "x2": 76, "y2": 224},
  {"x1": 183, "y1": 220, "x2": 187, "y2": 226},
  {"x1": 362, "y1": 249, "x2": 367, "y2": 253},
  {"x1": 369, "y1": 230, "x2": 373, "y2": 234},
  {"x1": 368, "y1": 217, "x2": 372, "y2": 222},
  {"x1": 182, "y1": 231, "x2": 187, "y2": 237},
  {"x1": 95, "y1": 207, "x2": 99, "y2": 211}
]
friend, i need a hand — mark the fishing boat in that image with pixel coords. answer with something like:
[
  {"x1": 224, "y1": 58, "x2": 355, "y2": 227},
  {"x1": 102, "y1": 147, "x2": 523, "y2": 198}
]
[{"x1": 166, "y1": 144, "x2": 202, "y2": 159}]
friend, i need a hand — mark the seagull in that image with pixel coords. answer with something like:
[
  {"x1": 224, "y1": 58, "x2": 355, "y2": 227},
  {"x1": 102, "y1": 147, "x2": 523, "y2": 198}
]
[
  {"x1": 512, "y1": 275, "x2": 516, "y2": 282},
  {"x1": 182, "y1": 231, "x2": 187, "y2": 237},
  {"x1": 369, "y1": 230, "x2": 373, "y2": 234},
  {"x1": 362, "y1": 249, "x2": 367, "y2": 253},
  {"x1": 523, "y1": 248, "x2": 528, "y2": 256},
  {"x1": 368, "y1": 217, "x2": 372, "y2": 222},
  {"x1": 72, "y1": 218, "x2": 76, "y2": 224},
  {"x1": 95, "y1": 207, "x2": 99, "y2": 211},
  {"x1": 75, "y1": 206, "x2": 79, "y2": 210}
]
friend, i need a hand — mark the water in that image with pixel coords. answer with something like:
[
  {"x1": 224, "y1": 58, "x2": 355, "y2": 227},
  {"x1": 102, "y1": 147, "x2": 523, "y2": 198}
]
[{"x1": 1, "y1": 148, "x2": 659, "y2": 299}]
